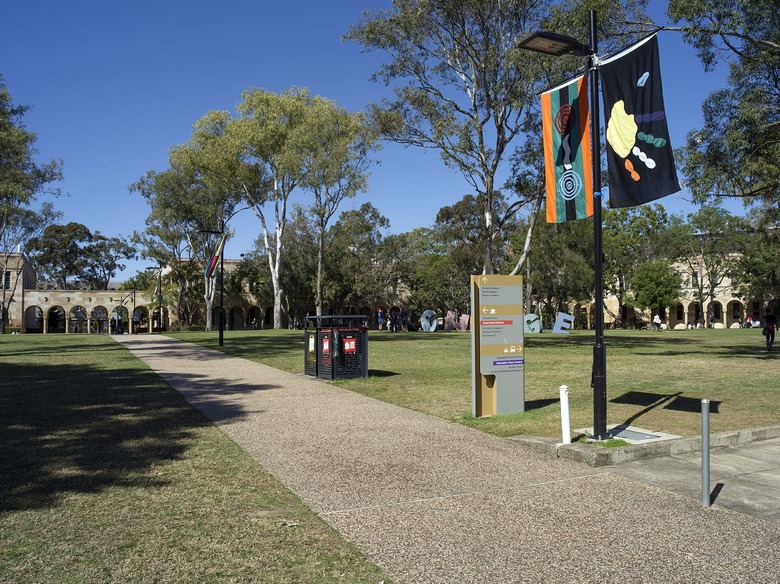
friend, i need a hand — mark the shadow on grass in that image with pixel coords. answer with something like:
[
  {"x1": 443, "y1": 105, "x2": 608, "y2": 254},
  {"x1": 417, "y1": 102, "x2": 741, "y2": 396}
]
[
  {"x1": 609, "y1": 390, "x2": 722, "y2": 430},
  {"x1": 367, "y1": 370, "x2": 399, "y2": 378},
  {"x1": 0, "y1": 349, "x2": 272, "y2": 513},
  {"x1": 525, "y1": 398, "x2": 559, "y2": 411}
]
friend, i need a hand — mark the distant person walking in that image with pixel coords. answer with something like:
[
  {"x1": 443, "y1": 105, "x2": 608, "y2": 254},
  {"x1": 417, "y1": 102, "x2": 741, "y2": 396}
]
[
  {"x1": 652, "y1": 313, "x2": 662, "y2": 332},
  {"x1": 763, "y1": 309, "x2": 776, "y2": 352}
]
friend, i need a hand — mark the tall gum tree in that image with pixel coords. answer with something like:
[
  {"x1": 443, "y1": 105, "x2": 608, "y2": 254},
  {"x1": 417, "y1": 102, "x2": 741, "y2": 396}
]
[
  {"x1": 231, "y1": 88, "x2": 314, "y2": 329},
  {"x1": 153, "y1": 111, "x2": 251, "y2": 331},
  {"x1": 0, "y1": 78, "x2": 62, "y2": 331},
  {"x1": 299, "y1": 97, "x2": 378, "y2": 316},
  {"x1": 346, "y1": 0, "x2": 647, "y2": 275},
  {"x1": 664, "y1": 0, "x2": 780, "y2": 208}
]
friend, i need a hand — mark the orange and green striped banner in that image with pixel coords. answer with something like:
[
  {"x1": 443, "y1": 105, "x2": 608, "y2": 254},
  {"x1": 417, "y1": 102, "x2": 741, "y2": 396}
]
[{"x1": 541, "y1": 75, "x2": 593, "y2": 223}]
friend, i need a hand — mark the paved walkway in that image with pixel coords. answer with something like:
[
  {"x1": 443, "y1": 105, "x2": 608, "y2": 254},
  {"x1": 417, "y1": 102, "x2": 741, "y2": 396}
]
[{"x1": 115, "y1": 335, "x2": 780, "y2": 583}]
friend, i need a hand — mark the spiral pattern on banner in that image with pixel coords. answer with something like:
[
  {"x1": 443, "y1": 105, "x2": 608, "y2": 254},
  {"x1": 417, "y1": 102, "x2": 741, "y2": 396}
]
[
  {"x1": 554, "y1": 104, "x2": 574, "y2": 135},
  {"x1": 558, "y1": 170, "x2": 583, "y2": 201}
]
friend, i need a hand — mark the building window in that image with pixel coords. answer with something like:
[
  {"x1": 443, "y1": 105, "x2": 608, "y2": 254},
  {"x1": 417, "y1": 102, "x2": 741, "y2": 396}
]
[
  {"x1": 3, "y1": 271, "x2": 10, "y2": 289},
  {"x1": 691, "y1": 272, "x2": 699, "y2": 287}
]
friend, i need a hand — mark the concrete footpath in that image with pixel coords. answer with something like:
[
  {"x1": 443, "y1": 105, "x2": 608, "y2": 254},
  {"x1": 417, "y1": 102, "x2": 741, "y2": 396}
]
[{"x1": 115, "y1": 335, "x2": 780, "y2": 583}]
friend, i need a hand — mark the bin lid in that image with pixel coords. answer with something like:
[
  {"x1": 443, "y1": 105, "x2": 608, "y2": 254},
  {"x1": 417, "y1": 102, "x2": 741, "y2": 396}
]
[{"x1": 304, "y1": 315, "x2": 368, "y2": 328}]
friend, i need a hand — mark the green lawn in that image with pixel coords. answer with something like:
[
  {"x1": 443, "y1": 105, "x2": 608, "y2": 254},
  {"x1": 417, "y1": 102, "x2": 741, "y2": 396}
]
[
  {"x1": 0, "y1": 335, "x2": 390, "y2": 584},
  {"x1": 2, "y1": 327, "x2": 776, "y2": 582},
  {"x1": 170, "y1": 326, "x2": 780, "y2": 439}
]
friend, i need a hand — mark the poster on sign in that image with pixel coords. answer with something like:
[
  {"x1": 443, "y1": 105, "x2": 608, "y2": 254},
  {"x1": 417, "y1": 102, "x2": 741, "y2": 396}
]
[
  {"x1": 343, "y1": 337, "x2": 357, "y2": 354},
  {"x1": 322, "y1": 336, "x2": 330, "y2": 355}
]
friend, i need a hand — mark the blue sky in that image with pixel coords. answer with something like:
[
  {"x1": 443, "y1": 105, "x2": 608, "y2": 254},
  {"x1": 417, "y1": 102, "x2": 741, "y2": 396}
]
[{"x1": 2, "y1": 0, "x2": 733, "y2": 279}]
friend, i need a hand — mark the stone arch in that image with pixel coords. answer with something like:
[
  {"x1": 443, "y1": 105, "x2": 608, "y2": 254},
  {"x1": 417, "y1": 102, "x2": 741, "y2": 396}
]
[
  {"x1": 726, "y1": 300, "x2": 743, "y2": 328},
  {"x1": 687, "y1": 302, "x2": 702, "y2": 328},
  {"x1": 710, "y1": 301, "x2": 724, "y2": 328},
  {"x1": 210, "y1": 306, "x2": 224, "y2": 332},
  {"x1": 91, "y1": 306, "x2": 109, "y2": 334},
  {"x1": 112, "y1": 306, "x2": 129, "y2": 334},
  {"x1": 247, "y1": 306, "x2": 261, "y2": 329},
  {"x1": 24, "y1": 306, "x2": 43, "y2": 333},
  {"x1": 69, "y1": 305, "x2": 88, "y2": 334},
  {"x1": 228, "y1": 306, "x2": 245, "y2": 330},
  {"x1": 151, "y1": 306, "x2": 167, "y2": 332},
  {"x1": 47, "y1": 306, "x2": 66, "y2": 333},
  {"x1": 133, "y1": 306, "x2": 150, "y2": 333}
]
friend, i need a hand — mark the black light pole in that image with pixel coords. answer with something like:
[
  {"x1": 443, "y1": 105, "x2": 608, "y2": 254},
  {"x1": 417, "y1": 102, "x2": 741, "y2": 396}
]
[{"x1": 519, "y1": 9, "x2": 608, "y2": 440}]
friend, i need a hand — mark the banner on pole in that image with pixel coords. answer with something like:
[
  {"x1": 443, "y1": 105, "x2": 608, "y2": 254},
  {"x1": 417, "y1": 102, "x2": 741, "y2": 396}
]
[
  {"x1": 541, "y1": 74, "x2": 593, "y2": 223},
  {"x1": 204, "y1": 233, "x2": 227, "y2": 279},
  {"x1": 600, "y1": 34, "x2": 680, "y2": 208}
]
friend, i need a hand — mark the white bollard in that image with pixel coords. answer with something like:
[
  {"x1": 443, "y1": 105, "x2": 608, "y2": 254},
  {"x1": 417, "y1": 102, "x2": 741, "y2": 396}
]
[
  {"x1": 702, "y1": 399, "x2": 711, "y2": 508},
  {"x1": 559, "y1": 385, "x2": 571, "y2": 445}
]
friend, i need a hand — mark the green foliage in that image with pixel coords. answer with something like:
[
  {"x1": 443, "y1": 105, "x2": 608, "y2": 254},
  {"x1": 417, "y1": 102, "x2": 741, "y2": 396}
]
[
  {"x1": 669, "y1": 203, "x2": 748, "y2": 323},
  {"x1": 602, "y1": 205, "x2": 674, "y2": 325},
  {"x1": 346, "y1": 0, "x2": 648, "y2": 274},
  {"x1": 80, "y1": 233, "x2": 137, "y2": 290},
  {"x1": 0, "y1": 76, "x2": 62, "y2": 217},
  {"x1": 629, "y1": 259, "x2": 682, "y2": 311},
  {"x1": 324, "y1": 202, "x2": 398, "y2": 313},
  {"x1": 26, "y1": 222, "x2": 93, "y2": 289},
  {"x1": 668, "y1": 0, "x2": 780, "y2": 207},
  {"x1": 527, "y1": 218, "x2": 594, "y2": 324},
  {"x1": 26, "y1": 222, "x2": 136, "y2": 290},
  {"x1": 735, "y1": 229, "x2": 780, "y2": 301}
]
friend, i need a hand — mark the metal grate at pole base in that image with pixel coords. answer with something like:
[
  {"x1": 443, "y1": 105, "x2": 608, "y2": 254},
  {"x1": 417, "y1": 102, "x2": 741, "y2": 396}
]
[{"x1": 303, "y1": 315, "x2": 369, "y2": 380}]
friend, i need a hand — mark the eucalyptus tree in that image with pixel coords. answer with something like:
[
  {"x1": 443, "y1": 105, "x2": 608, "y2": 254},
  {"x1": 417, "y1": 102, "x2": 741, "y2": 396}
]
[
  {"x1": 602, "y1": 204, "x2": 673, "y2": 326},
  {"x1": 131, "y1": 168, "x2": 208, "y2": 329},
  {"x1": 526, "y1": 218, "x2": 594, "y2": 326},
  {"x1": 81, "y1": 233, "x2": 136, "y2": 290},
  {"x1": 0, "y1": 77, "x2": 62, "y2": 331},
  {"x1": 734, "y1": 230, "x2": 780, "y2": 304},
  {"x1": 299, "y1": 97, "x2": 378, "y2": 316},
  {"x1": 666, "y1": 0, "x2": 780, "y2": 208},
  {"x1": 26, "y1": 222, "x2": 92, "y2": 289},
  {"x1": 0, "y1": 203, "x2": 60, "y2": 331},
  {"x1": 228, "y1": 87, "x2": 317, "y2": 329},
  {"x1": 671, "y1": 204, "x2": 747, "y2": 326},
  {"x1": 166, "y1": 111, "x2": 254, "y2": 330},
  {"x1": 346, "y1": 0, "x2": 647, "y2": 275},
  {"x1": 629, "y1": 259, "x2": 682, "y2": 318},
  {"x1": 277, "y1": 206, "x2": 317, "y2": 321},
  {"x1": 324, "y1": 203, "x2": 398, "y2": 313}
]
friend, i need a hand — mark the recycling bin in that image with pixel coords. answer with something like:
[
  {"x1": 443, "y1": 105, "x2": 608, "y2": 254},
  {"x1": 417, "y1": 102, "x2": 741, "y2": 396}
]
[{"x1": 304, "y1": 315, "x2": 369, "y2": 380}]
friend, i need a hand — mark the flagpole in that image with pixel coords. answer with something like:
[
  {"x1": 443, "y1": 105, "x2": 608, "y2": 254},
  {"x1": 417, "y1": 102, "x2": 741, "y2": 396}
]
[
  {"x1": 589, "y1": 9, "x2": 608, "y2": 440},
  {"x1": 518, "y1": 9, "x2": 609, "y2": 441}
]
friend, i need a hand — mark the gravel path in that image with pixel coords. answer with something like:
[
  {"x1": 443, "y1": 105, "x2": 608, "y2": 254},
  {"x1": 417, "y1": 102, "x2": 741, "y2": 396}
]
[{"x1": 116, "y1": 334, "x2": 780, "y2": 583}]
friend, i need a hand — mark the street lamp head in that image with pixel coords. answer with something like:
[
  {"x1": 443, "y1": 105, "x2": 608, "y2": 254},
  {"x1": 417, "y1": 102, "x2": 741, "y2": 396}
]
[{"x1": 518, "y1": 31, "x2": 589, "y2": 57}]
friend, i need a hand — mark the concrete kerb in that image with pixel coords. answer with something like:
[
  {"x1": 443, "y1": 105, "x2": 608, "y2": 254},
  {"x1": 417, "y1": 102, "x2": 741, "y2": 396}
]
[{"x1": 508, "y1": 424, "x2": 780, "y2": 467}]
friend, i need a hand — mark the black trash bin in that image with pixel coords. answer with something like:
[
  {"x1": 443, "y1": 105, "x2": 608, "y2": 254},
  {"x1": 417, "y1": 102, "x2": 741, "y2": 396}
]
[{"x1": 303, "y1": 315, "x2": 368, "y2": 380}]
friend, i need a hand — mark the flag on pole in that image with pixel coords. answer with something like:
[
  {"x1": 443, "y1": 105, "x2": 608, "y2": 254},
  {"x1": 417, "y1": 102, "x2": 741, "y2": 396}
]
[
  {"x1": 204, "y1": 233, "x2": 227, "y2": 279},
  {"x1": 600, "y1": 34, "x2": 680, "y2": 208},
  {"x1": 541, "y1": 74, "x2": 593, "y2": 223}
]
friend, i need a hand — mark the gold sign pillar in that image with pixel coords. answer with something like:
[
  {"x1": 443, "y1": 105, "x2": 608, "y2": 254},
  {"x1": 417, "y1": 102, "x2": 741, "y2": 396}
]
[{"x1": 470, "y1": 275, "x2": 525, "y2": 417}]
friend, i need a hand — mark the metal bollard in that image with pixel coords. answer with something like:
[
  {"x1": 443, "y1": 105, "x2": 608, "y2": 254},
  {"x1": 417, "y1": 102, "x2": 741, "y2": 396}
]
[
  {"x1": 559, "y1": 385, "x2": 571, "y2": 445},
  {"x1": 702, "y1": 399, "x2": 711, "y2": 508}
]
